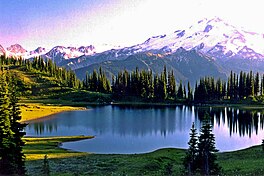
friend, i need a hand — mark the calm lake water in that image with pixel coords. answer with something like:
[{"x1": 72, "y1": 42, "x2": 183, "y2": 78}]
[{"x1": 25, "y1": 105, "x2": 264, "y2": 154}]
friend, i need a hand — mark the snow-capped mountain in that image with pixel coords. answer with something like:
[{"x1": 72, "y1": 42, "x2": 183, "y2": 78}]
[
  {"x1": 0, "y1": 44, "x2": 97, "y2": 60},
  {"x1": 46, "y1": 46, "x2": 93, "y2": 59},
  {"x1": 125, "y1": 17, "x2": 264, "y2": 60},
  {"x1": 6, "y1": 44, "x2": 27, "y2": 57},
  {"x1": 29, "y1": 47, "x2": 47, "y2": 56},
  {"x1": 66, "y1": 17, "x2": 264, "y2": 71},
  {"x1": 43, "y1": 45, "x2": 96, "y2": 65},
  {"x1": 3, "y1": 44, "x2": 44, "y2": 58},
  {"x1": 1, "y1": 17, "x2": 264, "y2": 75},
  {"x1": 0, "y1": 44, "x2": 5, "y2": 55}
]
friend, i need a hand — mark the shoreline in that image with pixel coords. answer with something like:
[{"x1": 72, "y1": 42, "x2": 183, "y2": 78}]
[
  {"x1": 111, "y1": 101, "x2": 264, "y2": 109},
  {"x1": 24, "y1": 136, "x2": 264, "y2": 175},
  {"x1": 20, "y1": 103, "x2": 87, "y2": 123}
]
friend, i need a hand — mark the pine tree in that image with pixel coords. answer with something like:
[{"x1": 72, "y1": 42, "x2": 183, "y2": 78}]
[
  {"x1": 167, "y1": 70, "x2": 176, "y2": 98},
  {"x1": 0, "y1": 71, "x2": 15, "y2": 175},
  {"x1": 184, "y1": 122, "x2": 198, "y2": 174},
  {"x1": 261, "y1": 74, "x2": 264, "y2": 96},
  {"x1": 159, "y1": 73, "x2": 167, "y2": 100},
  {"x1": 42, "y1": 155, "x2": 50, "y2": 176},
  {"x1": 187, "y1": 81, "x2": 193, "y2": 101},
  {"x1": 249, "y1": 71, "x2": 254, "y2": 97},
  {"x1": 254, "y1": 72, "x2": 260, "y2": 96},
  {"x1": 8, "y1": 75, "x2": 27, "y2": 175},
  {"x1": 177, "y1": 81, "x2": 183, "y2": 99},
  {"x1": 197, "y1": 113, "x2": 221, "y2": 175}
]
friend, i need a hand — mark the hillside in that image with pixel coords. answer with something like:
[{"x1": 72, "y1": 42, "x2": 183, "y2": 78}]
[
  {"x1": 75, "y1": 49, "x2": 227, "y2": 85},
  {"x1": 7, "y1": 65, "x2": 111, "y2": 105}
]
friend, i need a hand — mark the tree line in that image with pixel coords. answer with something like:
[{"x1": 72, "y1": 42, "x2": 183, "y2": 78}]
[
  {"x1": 0, "y1": 68, "x2": 26, "y2": 175},
  {"x1": 84, "y1": 66, "x2": 194, "y2": 101},
  {"x1": 194, "y1": 71, "x2": 264, "y2": 102},
  {"x1": 85, "y1": 67, "x2": 264, "y2": 103},
  {"x1": 0, "y1": 55, "x2": 81, "y2": 89},
  {"x1": 3, "y1": 55, "x2": 264, "y2": 103}
]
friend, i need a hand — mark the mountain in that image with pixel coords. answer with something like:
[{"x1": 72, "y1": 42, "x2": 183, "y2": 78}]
[
  {"x1": 0, "y1": 44, "x2": 97, "y2": 61},
  {"x1": 70, "y1": 17, "x2": 264, "y2": 78},
  {"x1": 75, "y1": 48, "x2": 226, "y2": 85},
  {"x1": 125, "y1": 17, "x2": 264, "y2": 60},
  {"x1": 29, "y1": 47, "x2": 46, "y2": 55},
  {"x1": 3, "y1": 44, "x2": 44, "y2": 58},
  {"x1": 1, "y1": 17, "x2": 264, "y2": 83},
  {"x1": 6, "y1": 44, "x2": 27, "y2": 57},
  {"x1": 42, "y1": 45, "x2": 96, "y2": 65},
  {"x1": 0, "y1": 44, "x2": 5, "y2": 55}
]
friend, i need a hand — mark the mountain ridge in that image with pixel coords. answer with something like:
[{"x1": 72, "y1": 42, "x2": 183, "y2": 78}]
[{"x1": 1, "y1": 17, "x2": 264, "y2": 83}]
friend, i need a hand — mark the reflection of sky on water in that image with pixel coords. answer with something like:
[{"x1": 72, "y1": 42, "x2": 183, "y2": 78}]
[{"x1": 25, "y1": 105, "x2": 264, "y2": 153}]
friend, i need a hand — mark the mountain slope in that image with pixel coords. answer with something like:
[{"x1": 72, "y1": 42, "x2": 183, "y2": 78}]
[
  {"x1": 75, "y1": 49, "x2": 226, "y2": 85},
  {"x1": 128, "y1": 17, "x2": 264, "y2": 59},
  {"x1": 68, "y1": 17, "x2": 264, "y2": 75},
  {"x1": 0, "y1": 44, "x2": 5, "y2": 55},
  {"x1": 43, "y1": 45, "x2": 96, "y2": 65}
]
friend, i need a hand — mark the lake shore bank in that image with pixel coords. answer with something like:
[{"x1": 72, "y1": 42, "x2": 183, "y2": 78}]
[
  {"x1": 20, "y1": 103, "x2": 86, "y2": 122},
  {"x1": 24, "y1": 136, "x2": 264, "y2": 175}
]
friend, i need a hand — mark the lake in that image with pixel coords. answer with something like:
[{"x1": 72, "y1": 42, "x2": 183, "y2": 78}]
[{"x1": 25, "y1": 105, "x2": 264, "y2": 154}]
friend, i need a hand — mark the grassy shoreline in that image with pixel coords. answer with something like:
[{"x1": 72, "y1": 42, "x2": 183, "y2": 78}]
[
  {"x1": 24, "y1": 136, "x2": 264, "y2": 175},
  {"x1": 20, "y1": 103, "x2": 86, "y2": 122}
]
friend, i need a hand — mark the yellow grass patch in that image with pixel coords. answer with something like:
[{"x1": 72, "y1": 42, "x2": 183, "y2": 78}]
[
  {"x1": 11, "y1": 69, "x2": 34, "y2": 84},
  {"x1": 25, "y1": 153, "x2": 88, "y2": 161},
  {"x1": 23, "y1": 136, "x2": 92, "y2": 161},
  {"x1": 20, "y1": 103, "x2": 86, "y2": 122}
]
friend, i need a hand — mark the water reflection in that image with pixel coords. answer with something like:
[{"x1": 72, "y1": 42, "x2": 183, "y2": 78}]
[
  {"x1": 25, "y1": 105, "x2": 264, "y2": 153},
  {"x1": 193, "y1": 106, "x2": 264, "y2": 137},
  {"x1": 27, "y1": 105, "x2": 200, "y2": 137},
  {"x1": 26, "y1": 106, "x2": 264, "y2": 138}
]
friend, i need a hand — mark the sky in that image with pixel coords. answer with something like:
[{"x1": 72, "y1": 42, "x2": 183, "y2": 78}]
[{"x1": 0, "y1": 0, "x2": 263, "y2": 51}]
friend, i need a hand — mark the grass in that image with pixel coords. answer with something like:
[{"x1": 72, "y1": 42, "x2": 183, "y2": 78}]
[
  {"x1": 20, "y1": 103, "x2": 86, "y2": 122},
  {"x1": 218, "y1": 145, "x2": 264, "y2": 175},
  {"x1": 24, "y1": 136, "x2": 185, "y2": 176},
  {"x1": 24, "y1": 136, "x2": 264, "y2": 176}
]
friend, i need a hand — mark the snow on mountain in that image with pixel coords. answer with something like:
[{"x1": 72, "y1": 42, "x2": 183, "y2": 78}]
[
  {"x1": 0, "y1": 44, "x2": 5, "y2": 55},
  {"x1": 29, "y1": 47, "x2": 47, "y2": 57},
  {"x1": 126, "y1": 17, "x2": 264, "y2": 60},
  {"x1": 6, "y1": 44, "x2": 27, "y2": 57},
  {"x1": 94, "y1": 43, "x2": 124, "y2": 53},
  {"x1": 0, "y1": 44, "x2": 97, "y2": 60},
  {"x1": 45, "y1": 45, "x2": 96, "y2": 60},
  {"x1": 1, "y1": 16, "x2": 263, "y2": 69}
]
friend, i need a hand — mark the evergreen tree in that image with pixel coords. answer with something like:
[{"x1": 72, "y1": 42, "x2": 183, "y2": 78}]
[
  {"x1": 42, "y1": 155, "x2": 50, "y2": 176},
  {"x1": 159, "y1": 73, "x2": 167, "y2": 100},
  {"x1": 254, "y1": 72, "x2": 260, "y2": 96},
  {"x1": 187, "y1": 81, "x2": 193, "y2": 101},
  {"x1": 167, "y1": 70, "x2": 176, "y2": 98},
  {"x1": 249, "y1": 71, "x2": 254, "y2": 97},
  {"x1": 8, "y1": 75, "x2": 27, "y2": 175},
  {"x1": 184, "y1": 123, "x2": 198, "y2": 174},
  {"x1": 197, "y1": 113, "x2": 221, "y2": 175},
  {"x1": 261, "y1": 74, "x2": 264, "y2": 96},
  {"x1": 177, "y1": 81, "x2": 183, "y2": 99},
  {"x1": 0, "y1": 71, "x2": 15, "y2": 175}
]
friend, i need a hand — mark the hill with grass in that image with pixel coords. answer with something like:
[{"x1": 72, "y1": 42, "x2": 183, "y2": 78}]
[{"x1": 1, "y1": 59, "x2": 111, "y2": 106}]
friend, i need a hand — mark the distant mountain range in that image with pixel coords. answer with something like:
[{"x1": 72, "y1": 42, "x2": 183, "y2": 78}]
[{"x1": 1, "y1": 17, "x2": 264, "y2": 85}]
